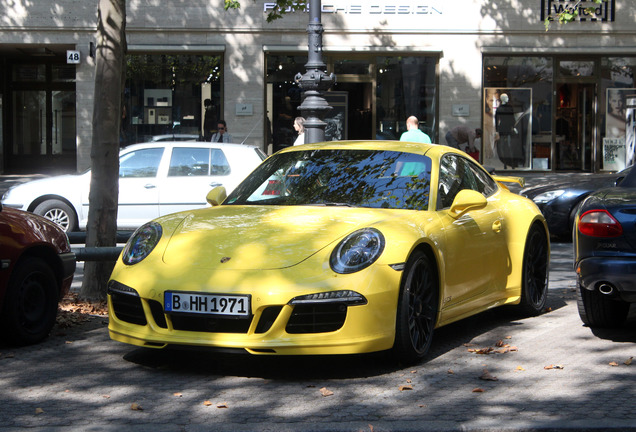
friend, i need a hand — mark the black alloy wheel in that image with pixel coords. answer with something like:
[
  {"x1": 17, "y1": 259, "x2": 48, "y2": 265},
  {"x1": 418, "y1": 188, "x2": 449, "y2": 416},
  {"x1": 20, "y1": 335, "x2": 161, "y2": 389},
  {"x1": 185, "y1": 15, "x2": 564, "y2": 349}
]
[
  {"x1": 393, "y1": 250, "x2": 438, "y2": 364},
  {"x1": 519, "y1": 224, "x2": 549, "y2": 315},
  {"x1": 0, "y1": 257, "x2": 59, "y2": 345}
]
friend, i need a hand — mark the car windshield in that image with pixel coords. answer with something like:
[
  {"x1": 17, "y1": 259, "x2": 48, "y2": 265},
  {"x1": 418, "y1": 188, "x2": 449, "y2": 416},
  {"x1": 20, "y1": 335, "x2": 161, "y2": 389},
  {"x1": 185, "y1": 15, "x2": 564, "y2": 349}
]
[{"x1": 225, "y1": 149, "x2": 432, "y2": 210}]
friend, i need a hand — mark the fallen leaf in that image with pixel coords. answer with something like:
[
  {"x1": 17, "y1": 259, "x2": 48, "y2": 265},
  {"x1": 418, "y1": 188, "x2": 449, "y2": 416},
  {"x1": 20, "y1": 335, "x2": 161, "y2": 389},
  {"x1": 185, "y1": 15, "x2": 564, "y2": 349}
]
[
  {"x1": 35, "y1": 408, "x2": 44, "y2": 415},
  {"x1": 470, "y1": 347, "x2": 494, "y2": 355},
  {"x1": 203, "y1": 400, "x2": 213, "y2": 406},
  {"x1": 418, "y1": 404, "x2": 427, "y2": 408},
  {"x1": 65, "y1": 341, "x2": 73, "y2": 344},
  {"x1": 516, "y1": 366, "x2": 525, "y2": 371},
  {"x1": 406, "y1": 378, "x2": 412, "y2": 384},
  {"x1": 609, "y1": 361, "x2": 619, "y2": 367},
  {"x1": 544, "y1": 307, "x2": 553, "y2": 312},
  {"x1": 495, "y1": 340, "x2": 505, "y2": 347},
  {"x1": 463, "y1": 343, "x2": 476, "y2": 347},
  {"x1": 479, "y1": 369, "x2": 498, "y2": 381},
  {"x1": 398, "y1": 385, "x2": 413, "y2": 391},
  {"x1": 505, "y1": 336, "x2": 512, "y2": 339},
  {"x1": 447, "y1": 369, "x2": 454, "y2": 374},
  {"x1": 102, "y1": 395, "x2": 111, "y2": 399},
  {"x1": 625, "y1": 357, "x2": 633, "y2": 366},
  {"x1": 320, "y1": 387, "x2": 334, "y2": 397},
  {"x1": 217, "y1": 402, "x2": 229, "y2": 409},
  {"x1": 544, "y1": 364, "x2": 564, "y2": 370},
  {"x1": 130, "y1": 403, "x2": 143, "y2": 411},
  {"x1": 410, "y1": 370, "x2": 417, "y2": 374},
  {"x1": 368, "y1": 425, "x2": 374, "y2": 432},
  {"x1": 173, "y1": 392, "x2": 183, "y2": 397},
  {"x1": 472, "y1": 388, "x2": 484, "y2": 393}
]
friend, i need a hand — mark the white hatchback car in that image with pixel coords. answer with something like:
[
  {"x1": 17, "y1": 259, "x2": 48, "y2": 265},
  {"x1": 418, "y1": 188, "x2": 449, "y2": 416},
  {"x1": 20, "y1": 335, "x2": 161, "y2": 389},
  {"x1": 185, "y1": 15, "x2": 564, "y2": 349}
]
[{"x1": 1, "y1": 142, "x2": 266, "y2": 232}]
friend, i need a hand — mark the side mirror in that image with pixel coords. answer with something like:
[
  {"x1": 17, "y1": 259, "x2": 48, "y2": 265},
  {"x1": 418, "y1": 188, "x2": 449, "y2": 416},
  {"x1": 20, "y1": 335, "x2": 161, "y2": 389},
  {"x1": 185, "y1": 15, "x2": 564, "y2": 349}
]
[
  {"x1": 448, "y1": 189, "x2": 487, "y2": 219},
  {"x1": 206, "y1": 186, "x2": 227, "y2": 206}
]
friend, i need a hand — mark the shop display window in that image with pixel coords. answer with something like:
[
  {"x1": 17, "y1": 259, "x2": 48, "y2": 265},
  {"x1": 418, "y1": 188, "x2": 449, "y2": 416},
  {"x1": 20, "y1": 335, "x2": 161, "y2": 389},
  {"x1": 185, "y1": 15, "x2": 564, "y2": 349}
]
[
  {"x1": 483, "y1": 56, "x2": 553, "y2": 170},
  {"x1": 123, "y1": 54, "x2": 222, "y2": 146}
]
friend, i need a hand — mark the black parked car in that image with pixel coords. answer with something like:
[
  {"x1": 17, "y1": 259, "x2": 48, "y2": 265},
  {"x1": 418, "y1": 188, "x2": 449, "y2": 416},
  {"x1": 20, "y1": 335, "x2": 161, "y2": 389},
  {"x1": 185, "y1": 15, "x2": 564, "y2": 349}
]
[
  {"x1": 521, "y1": 167, "x2": 631, "y2": 240},
  {"x1": 574, "y1": 166, "x2": 636, "y2": 328}
]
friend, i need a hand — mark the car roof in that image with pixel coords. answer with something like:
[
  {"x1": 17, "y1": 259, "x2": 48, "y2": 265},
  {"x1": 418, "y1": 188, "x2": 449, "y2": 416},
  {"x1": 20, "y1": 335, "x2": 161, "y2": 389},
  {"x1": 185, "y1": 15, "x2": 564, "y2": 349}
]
[
  {"x1": 278, "y1": 140, "x2": 451, "y2": 157},
  {"x1": 122, "y1": 141, "x2": 261, "y2": 152}
]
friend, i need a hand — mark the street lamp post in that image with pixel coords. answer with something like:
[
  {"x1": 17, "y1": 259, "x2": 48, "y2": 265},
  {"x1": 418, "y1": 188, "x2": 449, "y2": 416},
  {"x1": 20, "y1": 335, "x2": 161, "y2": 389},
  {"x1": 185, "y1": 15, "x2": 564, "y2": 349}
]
[{"x1": 294, "y1": 0, "x2": 335, "y2": 144}]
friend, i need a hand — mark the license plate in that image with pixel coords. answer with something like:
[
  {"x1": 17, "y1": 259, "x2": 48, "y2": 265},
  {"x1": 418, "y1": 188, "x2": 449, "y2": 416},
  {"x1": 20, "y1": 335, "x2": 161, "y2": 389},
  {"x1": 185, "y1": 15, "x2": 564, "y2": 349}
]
[{"x1": 164, "y1": 292, "x2": 250, "y2": 317}]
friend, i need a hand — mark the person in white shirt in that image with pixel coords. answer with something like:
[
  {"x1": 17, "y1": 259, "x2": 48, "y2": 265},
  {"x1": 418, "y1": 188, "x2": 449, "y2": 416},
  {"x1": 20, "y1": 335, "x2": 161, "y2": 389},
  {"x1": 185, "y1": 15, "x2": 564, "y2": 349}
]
[
  {"x1": 210, "y1": 120, "x2": 233, "y2": 143},
  {"x1": 293, "y1": 117, "x2": 305, "y2": 146}
]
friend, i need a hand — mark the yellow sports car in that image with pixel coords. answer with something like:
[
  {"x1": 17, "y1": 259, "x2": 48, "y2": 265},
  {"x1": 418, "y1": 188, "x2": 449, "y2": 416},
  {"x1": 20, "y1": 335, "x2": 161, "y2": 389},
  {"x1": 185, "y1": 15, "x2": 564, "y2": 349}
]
[{"x1": 108, "y1": 141, "x2": 549, "y2": 363}]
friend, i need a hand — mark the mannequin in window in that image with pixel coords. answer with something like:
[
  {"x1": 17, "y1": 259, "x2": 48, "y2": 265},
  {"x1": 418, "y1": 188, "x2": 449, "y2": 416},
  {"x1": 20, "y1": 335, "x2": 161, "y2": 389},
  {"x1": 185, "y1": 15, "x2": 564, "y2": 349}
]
[
  {"x1": 210, "y1": 120, "x2": 233, "y2": 143},
  {"x1": 495, "y1": 93, "x2": 516, "y2": 168}
]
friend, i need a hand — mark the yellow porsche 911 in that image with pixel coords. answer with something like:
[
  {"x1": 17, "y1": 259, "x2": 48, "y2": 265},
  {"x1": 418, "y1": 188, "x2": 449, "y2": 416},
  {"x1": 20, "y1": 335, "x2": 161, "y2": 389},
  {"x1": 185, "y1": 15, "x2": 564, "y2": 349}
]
[{"x1": 107, "y1": 141, "x2": 549, "y2": 363}]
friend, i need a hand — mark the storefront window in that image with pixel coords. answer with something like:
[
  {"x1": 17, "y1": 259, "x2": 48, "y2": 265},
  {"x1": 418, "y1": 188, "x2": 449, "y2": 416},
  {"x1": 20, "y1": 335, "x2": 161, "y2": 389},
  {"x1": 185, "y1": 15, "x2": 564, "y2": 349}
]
[
  {"x1": 124, "y1": 54, "x2": 222, "y2": 146},
  {"x1": 601, "y1": 57, "x2": 636, "y2": 170},
  {"x1": 376, "y1": 56, "x2": 437, "y2": 142},
  {"x1": 266, "y1": 54, "x2": 438, "y2": 152},
  {"x1": 483, "y1": 56, "x2": 553, "y2": 170}
]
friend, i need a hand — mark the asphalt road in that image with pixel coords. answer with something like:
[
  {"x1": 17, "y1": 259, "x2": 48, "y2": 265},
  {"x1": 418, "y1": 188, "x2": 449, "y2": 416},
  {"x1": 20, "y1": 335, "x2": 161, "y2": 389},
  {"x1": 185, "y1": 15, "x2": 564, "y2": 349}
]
[{"x1": 1, "y1": 242, "x2": 635, "y2": 432}]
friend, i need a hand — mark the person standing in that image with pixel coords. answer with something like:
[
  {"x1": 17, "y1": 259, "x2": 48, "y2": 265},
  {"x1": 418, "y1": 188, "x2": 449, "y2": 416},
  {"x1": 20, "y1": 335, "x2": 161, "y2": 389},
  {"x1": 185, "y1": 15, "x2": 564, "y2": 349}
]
[
  {"x1": 202, "y1": 99, "x2": 216, "y2": 141},
  {"x1": 399, "y1": 116, "x2": 431, "y2": 143},
  {"x1": 293, "y1": 117, "x2": 305, "y2": 146},
  {"x1": 445, "y1": 125, "x2": 481, "y2": 152},
  {"x1": 210, "y1": 120, "x2": 233, "y2": 143}
]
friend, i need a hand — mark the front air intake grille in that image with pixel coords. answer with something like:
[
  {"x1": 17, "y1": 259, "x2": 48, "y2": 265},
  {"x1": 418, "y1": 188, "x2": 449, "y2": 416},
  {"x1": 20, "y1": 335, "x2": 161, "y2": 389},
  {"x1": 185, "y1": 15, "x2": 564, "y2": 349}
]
[
  {"x1": 170, "y1": 314, "x2": 252, "y2": 333},
  {"x1": 148, "y1": 300, "x2": 168, "y2": 328},
  {"x1": 110, "y1": 292, "x2": 147, "y2": 326},
  {"x1": 255, "y1": 306, "x2": 283, "y2": 334},
  {"x1": 286, "y1": 304, "x2": 347, "y2": 334}
]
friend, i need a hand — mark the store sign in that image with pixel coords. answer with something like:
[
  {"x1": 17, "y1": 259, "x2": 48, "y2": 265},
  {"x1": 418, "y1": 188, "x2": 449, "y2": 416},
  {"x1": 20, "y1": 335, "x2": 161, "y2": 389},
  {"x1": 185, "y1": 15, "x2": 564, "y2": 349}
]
[
  {"x1": 264, "y1": 2, "x2": 442, "y2": 15},
  {"x1": 540, "y1": 0, "x2": 615, "y2": 22}
]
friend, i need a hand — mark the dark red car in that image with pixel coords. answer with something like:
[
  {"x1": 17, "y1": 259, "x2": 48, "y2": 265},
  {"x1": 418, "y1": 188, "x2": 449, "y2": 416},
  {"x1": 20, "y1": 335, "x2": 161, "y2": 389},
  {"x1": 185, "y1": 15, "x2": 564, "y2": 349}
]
[{"x1": 0, "y1": 203, "x2": 75, "y2": 345}]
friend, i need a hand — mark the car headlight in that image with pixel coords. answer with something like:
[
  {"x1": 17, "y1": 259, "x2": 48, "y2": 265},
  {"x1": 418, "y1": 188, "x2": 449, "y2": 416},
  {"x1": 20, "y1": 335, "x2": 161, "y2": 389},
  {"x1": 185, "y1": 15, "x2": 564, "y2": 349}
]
[
  {"x1": 122, "y1": 222, "x2": 162, "y2": 265},
  {"x1": 330, "y1": 228, "x2": 385, "y2": 274},
  {"x1": 533, "y1": 189, "x2": 565, "y2": 204}
]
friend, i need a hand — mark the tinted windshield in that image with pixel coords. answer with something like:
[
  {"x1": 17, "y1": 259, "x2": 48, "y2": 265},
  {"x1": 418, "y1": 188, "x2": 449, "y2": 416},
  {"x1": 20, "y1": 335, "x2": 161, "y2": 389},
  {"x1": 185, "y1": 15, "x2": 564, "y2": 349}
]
[{"x1": 225, "y1": 149, "x2": 432, "y2": 210}]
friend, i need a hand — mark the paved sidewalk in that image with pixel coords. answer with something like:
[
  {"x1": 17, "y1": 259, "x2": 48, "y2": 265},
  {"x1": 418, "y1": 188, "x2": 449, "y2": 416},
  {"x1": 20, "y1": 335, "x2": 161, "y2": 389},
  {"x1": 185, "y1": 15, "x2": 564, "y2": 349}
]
[{"x1": 0, "y1": 243, "x2": 634, "y2": 432}]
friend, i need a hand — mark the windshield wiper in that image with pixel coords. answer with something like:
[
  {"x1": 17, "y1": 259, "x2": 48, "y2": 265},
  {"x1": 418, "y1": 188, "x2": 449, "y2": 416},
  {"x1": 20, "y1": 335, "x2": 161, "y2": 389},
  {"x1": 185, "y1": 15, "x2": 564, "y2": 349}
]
[{"x1": 308, "y1": 201, "x2": 354, "y2": 207}]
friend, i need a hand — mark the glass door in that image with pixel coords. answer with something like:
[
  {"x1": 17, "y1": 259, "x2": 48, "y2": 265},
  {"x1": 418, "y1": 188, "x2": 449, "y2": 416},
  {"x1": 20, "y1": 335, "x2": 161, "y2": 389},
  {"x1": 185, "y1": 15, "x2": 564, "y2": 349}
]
[{"x1": 555, "y1": 83, "x2": 595, "y2": 170}]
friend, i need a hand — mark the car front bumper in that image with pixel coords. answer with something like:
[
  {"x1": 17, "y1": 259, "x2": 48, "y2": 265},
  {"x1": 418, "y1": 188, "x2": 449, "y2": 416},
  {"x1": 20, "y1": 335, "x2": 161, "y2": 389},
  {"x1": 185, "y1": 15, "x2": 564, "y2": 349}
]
[
  {"x1": 577, "y1": 256, "x2": 636, "y2": 303},
  {"x1": 107, "y1": 263, "x2": 403, "y2": 355}
]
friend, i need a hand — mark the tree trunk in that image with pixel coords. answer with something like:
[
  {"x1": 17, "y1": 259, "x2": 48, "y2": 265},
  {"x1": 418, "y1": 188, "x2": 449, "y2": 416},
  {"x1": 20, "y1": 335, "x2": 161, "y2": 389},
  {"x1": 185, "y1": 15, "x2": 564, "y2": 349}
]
[{"x1": 80, "y1": 0, "x2": 126, "y2": 301}]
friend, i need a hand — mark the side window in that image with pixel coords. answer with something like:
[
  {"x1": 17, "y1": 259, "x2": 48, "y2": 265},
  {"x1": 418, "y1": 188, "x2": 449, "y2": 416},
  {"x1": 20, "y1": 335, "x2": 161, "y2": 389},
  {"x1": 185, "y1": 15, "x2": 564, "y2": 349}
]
[
  {"x1": 119, "y1": 148, "x2": 164, "y2": 178},
  {"x1": 467, "y1": 161, "x2": 498, "y2": 197},
  {"x1": 437, "y1": 155, "x2": 481, "y2": 209},
  {"x1": 210, "y1": 149, "x2": 231, "y2": 175},
  {"x1": 168, "y1": 147, "x2": 210, "y2": 177}
]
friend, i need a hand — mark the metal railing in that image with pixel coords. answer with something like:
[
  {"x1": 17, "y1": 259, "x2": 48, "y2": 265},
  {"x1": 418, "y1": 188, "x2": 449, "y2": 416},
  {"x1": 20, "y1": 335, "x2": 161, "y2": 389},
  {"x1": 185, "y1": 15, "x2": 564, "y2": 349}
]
[{"x1": 69, "y1": 231, "x2": 131, "y2": 262}]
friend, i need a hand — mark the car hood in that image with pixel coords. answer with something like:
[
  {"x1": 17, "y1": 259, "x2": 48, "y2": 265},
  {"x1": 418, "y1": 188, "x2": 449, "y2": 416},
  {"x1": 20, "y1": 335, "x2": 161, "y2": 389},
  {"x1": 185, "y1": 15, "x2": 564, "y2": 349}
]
[
  {"x1": 521, "y1": 174, "x2": 617, "y2": 197},
  {"x1": 161, "y1": 205, "x2": 396, "y2": 271}
]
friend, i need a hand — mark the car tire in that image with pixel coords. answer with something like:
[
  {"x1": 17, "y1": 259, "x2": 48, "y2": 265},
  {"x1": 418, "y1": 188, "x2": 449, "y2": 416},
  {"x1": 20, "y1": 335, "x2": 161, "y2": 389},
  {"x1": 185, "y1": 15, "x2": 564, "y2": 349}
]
[
  {"x1": 518, "y1": 224, "x2": 549, "y2": 315},
  {"x1": 0, "y1": 257, "x2": 59, "y2": 346},
  {"x1": 34, "y1": 199, "x2": 77, "y2": 232},
  {"x1": 392, "y1": 249, "x2": 438, "y2": 364},
  {"x1": 576, "y1": 284, "x2": 629, "y2": 328}
]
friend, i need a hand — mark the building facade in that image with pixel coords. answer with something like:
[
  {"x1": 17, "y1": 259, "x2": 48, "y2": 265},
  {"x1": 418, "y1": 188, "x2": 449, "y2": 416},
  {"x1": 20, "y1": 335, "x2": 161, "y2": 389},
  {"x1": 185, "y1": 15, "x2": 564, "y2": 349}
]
[{"x1": 1, "y1": 0, "x2": 635, "y2": 174}]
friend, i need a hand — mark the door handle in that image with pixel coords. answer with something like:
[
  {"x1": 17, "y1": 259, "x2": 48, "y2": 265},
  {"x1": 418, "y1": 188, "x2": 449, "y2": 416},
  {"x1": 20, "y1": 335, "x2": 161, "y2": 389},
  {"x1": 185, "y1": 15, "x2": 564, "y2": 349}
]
[
  {"x1": 144, "y1": 184, "x2": 157, "y2": 189},
  {"x1": 209, "y1": 182, "x2": 222, "y2": 187},
  {"x1": 492, "y1": 219, "x2": 502, "y2": 233}
]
